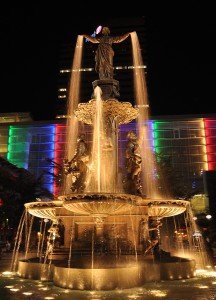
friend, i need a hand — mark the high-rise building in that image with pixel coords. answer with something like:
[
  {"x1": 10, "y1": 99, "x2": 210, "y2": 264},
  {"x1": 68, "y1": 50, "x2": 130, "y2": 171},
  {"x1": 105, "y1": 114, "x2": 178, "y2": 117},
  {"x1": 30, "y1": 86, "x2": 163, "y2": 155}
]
[{"x1": 57, "y1": 17, "x2": 147, "y2": 117}]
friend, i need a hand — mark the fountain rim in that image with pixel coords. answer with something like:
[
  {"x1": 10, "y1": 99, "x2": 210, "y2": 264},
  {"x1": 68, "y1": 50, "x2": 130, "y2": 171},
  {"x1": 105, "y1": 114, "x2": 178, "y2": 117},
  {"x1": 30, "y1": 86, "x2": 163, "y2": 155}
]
[
  {"x1": 58, "y1": 192, "x2": 142, "y2": 204},
  {"x1": 140, "y1": 198, "x2": 189, "y2": 207},
  {"x1": 24, "y1": 197, "x2": 189, "y2": 219},
  {"x1": 24, "y1": 197, "x2": 189, "y2": 209},
  {"x1": 24, "y1": 200, "x2": 63, "y2": 209}
]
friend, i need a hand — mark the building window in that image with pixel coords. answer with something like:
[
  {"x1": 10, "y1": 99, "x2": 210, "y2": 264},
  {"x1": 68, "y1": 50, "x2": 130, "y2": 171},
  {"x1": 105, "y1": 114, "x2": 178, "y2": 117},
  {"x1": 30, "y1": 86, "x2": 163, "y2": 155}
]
[{"x1": 173, "y1": 129, "x2": 180, "y2": 139}]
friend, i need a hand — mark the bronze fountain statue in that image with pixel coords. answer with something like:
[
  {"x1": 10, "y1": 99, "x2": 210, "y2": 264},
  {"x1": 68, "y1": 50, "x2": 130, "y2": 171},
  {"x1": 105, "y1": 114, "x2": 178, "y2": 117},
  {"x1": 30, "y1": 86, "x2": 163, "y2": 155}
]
[
  {"x1": 124, "y1": 130, "x2": 143, "y2": 195},
  {"x1": 63, "y1": 134, "x2": 90, "y2": 193},
  {"x1": 84, "y1": 27, "x2": 130, "y2": 80},
  {"x1": 83, "y1": 27, "x2": 130, "y2": 100}
]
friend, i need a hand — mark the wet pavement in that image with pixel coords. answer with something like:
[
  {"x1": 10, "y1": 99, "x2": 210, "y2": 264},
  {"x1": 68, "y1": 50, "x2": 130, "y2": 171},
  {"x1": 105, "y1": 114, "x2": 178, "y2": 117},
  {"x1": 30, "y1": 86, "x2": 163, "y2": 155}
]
[{"x1": 1, "y1": 253, "x2": 216, "y2": 299}]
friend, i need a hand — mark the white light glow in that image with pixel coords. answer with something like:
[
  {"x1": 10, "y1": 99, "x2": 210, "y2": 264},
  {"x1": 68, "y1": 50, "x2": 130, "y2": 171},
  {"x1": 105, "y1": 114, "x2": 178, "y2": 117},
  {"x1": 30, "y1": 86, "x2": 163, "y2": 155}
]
[
  {"x1": 39, "y1": 287, "x2": 50, "y2": 291},
  {"x1": 23, "y1": 292, "x2": 33, "y2": 296},
  {"x1": 10, "y1": 288, "x2": 19, "y2": 292},
  {"x1": 149, "y1": 289, "x2": 167, "y2": 297},
  {"x1": 128, "y1": 294, "x2": 139, "y2": 299},
  {"x1": 206, "y1": 214, "x2": 212, "y2": 219},
  {"x1": 195, "y1": 269, "x2": 216, "y2": 277},
  {"x1": 2, "y1": 271, "x2": 15, "y2": 277},
  {"x1": 96, "y1": 25, "x2": 102, "y2": 34},
  {"x1": 60, "y1": 65, "x2": 146, "y2": 74}
]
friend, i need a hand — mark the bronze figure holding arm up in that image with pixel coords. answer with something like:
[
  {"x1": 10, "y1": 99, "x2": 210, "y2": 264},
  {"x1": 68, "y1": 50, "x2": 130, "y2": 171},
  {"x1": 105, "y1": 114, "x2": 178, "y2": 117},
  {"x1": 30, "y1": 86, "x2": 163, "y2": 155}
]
[{"x1": 83, "y1": 27, "x2": 130, "y2": 80}]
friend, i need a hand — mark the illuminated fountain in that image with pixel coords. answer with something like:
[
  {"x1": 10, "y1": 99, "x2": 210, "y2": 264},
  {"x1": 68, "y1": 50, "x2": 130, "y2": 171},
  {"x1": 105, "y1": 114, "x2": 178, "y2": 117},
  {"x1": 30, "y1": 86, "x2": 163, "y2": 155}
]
[{"x1": 15, "y1": 28, "x2": 207, "y2": 290}]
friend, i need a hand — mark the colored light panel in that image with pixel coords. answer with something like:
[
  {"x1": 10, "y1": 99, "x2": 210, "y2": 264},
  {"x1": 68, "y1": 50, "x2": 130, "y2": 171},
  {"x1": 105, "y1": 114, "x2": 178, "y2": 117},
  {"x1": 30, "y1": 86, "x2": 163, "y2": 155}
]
[
  {"x1": 204, "y1": 118, "x2": 216, "y2": 170},
  {"x1": 54, "y1": 124, "x2": 66, "y2": 195},
  {"x1": 7, "y1": 126, "x2": 30, "y2": 168}
]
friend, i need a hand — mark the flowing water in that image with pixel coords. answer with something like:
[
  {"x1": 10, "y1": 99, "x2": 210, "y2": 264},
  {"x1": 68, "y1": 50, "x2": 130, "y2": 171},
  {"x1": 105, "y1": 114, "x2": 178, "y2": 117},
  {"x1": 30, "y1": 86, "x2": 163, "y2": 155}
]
[
  {"x1": 10, "y1": 210, "x2": 26, "y2": 272},
  {"x1": 130, "y1": 32, "x2": 160, "y2": 198},
  {"x1": 68, "y1": 218, "x2": 75, "y2": 268},
  {"x1": 24, "y1": 215, "x2": 34, "y2": 259},
  {"x1": 85, "y1": 86, "x2": 117, "y2": 193},
  {"x1": 63, "y1": 35, "x2": 84, "y2": 194},
  {"x1": 39, "y1": 219, "x2": 48, "y2": 262}
]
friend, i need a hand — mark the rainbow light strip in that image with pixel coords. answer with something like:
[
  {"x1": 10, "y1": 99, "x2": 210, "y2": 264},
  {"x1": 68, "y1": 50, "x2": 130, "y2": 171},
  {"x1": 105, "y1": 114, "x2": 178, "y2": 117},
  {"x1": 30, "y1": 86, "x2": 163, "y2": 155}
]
[{"x1": 152, "y1": 118, "x2": 209, "y2": 171}]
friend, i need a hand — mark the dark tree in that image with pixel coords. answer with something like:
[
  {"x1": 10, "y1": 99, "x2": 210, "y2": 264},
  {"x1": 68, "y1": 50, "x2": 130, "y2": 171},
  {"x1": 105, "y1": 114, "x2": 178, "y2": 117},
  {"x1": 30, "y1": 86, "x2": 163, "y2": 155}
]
[{"x1": 0, "y1": 156, "x2": 53, "y2": 240}]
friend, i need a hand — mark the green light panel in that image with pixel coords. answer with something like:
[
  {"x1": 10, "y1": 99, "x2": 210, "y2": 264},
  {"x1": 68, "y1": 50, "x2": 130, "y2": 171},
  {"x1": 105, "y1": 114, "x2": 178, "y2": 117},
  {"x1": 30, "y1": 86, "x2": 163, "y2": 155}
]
[
  {"x1": 152, "y1": 121, "x2": 167, "y2": 153},
  {"x1": 7, "y1": 126, "x2": 30, "y2": 168}
]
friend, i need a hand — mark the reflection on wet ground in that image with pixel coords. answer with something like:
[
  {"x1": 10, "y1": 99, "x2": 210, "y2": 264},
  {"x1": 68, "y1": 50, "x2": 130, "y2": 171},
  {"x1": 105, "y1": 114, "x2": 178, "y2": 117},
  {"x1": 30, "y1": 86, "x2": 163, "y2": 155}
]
[{"x1": 1, "y1": 269, "x2": 216, "y2": 299}]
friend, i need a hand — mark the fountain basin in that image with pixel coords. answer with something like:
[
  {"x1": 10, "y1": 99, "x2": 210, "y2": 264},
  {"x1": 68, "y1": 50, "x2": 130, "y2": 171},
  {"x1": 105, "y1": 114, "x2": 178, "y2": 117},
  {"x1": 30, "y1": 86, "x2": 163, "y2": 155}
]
[
  {"x1": 74, "y1": 99, "x2": 139, "y2": 125},
  {"x1": 25, "y1": 201, "x2": 63, "y2": 220},
  {"x1": 136, "y1": 199, "x2": 189, "y2": 218},
  {"x1": 147, "y1": 199, "x2": 188, "y2": 218},
  {"x1": 160, "y1": 258, "x2": 196, "y2": 280},
  {"x1": 53, "y1": 265, "x2": 143, "y2": 290},
  {"x1": 25, "y1": 198, "x2": 188, "y2": 220},
  {"x1": 18, "y1": 260, "x2": 54, "y2": 281},
  {"x1": 60, "y1": 193, "x2": 139, "y2": 217},
  {"x1": 18, "y1": 257, "x2": 196, "y2": 290}
]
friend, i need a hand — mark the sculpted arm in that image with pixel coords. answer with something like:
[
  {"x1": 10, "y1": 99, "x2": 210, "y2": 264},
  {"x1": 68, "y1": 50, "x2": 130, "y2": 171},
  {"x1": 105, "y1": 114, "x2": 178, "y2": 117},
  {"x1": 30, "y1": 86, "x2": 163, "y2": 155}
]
[
  {"x1": 113, "y1": 32, "x2": 130, "y2": 43},
  {"x1": 83, "y1": 34, "x2": 99, "y2": 43}
]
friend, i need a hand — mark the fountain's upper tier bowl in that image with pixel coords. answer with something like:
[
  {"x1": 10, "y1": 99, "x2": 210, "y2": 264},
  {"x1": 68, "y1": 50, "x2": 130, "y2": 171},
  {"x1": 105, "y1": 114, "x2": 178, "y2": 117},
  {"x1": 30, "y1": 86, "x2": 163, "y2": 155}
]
[
  {"x1": 25, "y1": 197, "x2": 189, "y2": 220},
  {"x1": 74, "y1": 99, "x2": 139, "y2": 125},
  {"x1": 58, "y1": 193, "x2": 140, "y2": 217}
]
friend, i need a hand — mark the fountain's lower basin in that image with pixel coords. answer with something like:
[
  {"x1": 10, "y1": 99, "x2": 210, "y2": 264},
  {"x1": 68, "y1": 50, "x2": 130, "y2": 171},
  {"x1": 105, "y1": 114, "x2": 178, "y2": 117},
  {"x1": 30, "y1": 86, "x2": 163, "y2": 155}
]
[
  {"x1": 25, "y1": 197, "x2": 189, "y2": 220},
  {"x1": 59, "y1": 193, "x2": 140, "y2": 217},
  {"x1": 18, "y1": 256, "x2": 196, "y2": 290}
]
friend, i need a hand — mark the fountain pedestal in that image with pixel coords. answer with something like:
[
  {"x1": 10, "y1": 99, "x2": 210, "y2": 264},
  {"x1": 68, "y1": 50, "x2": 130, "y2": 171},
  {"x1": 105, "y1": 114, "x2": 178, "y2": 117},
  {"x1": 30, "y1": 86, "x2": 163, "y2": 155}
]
[
  {"x1": 94, "y1": 217, "x2": 105, "y2": 241},
  {"x1": 74, "y1": 97, "x2": 139, "y2": 191},
  {"x1": 92, "y1": 79, "x2": 120, "y2": 100}
]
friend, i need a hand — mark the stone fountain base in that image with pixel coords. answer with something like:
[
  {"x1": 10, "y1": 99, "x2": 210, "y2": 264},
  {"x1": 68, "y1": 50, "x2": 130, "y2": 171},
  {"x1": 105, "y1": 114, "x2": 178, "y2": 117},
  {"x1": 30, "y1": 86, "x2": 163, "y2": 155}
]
[
  {"x1": 18, "y1": 260, "x2": 54, "y2": 281},
  {"x1": 22, "y1": 196, "x2": 194, "y2": 290},
  {"x1": 18, "y1": 256, "x2": 196, "y2": 290}
]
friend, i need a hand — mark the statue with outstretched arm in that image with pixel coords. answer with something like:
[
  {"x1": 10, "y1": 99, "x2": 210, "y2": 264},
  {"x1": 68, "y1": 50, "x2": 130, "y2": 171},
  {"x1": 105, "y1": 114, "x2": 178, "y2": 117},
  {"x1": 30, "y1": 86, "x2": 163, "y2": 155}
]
[{"x1": 83, "y1": 27, "x2": 130, "y2": 80}]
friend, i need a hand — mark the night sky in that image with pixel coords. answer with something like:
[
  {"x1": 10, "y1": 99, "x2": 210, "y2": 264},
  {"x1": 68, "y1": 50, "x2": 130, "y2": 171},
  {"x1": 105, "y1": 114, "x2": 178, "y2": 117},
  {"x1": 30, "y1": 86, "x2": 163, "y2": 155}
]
[{"x1": 1, "y1": 5, "x2": 216, "y2": 120}]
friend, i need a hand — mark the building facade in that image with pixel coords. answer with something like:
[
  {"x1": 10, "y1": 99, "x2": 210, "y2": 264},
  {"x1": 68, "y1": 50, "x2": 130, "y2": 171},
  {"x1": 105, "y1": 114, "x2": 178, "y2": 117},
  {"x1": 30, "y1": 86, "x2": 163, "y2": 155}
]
[{"x1": 0, "y1": 113, "x2": 216, "y2": 199}]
